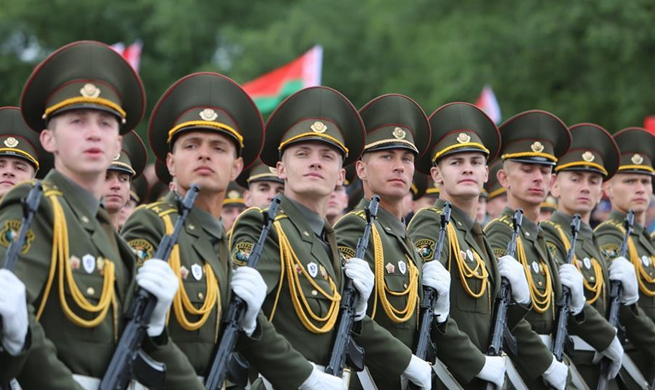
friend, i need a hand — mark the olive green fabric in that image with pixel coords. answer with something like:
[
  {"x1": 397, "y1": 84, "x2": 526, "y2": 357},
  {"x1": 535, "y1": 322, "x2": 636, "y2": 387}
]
[
  {"x1": 485, "y1": 207, "x2": 616, "y2": 389},
  {"x1": 0, "y1": 171, "x2": 201, "y2": 389},
  {"x1": 154, "y1": 158, "x2": 171, "y2": 185},
  {"x1": 20, "y1": 41, "x2": 145, "y2": 134},
  {"x1": 359, "y1": 94, "x2": 430, "y2": 157},
  {"x1": 261, "y1": 86, "x2": 365, "y2": 167},
  {"x1": 595, "y1": 210, "x2": 655, "y2": 388},
  {"x1": 235, "y1": 159, "x2": 283, "y2": 189},
  {"x1": 555, "y1": 123, "x2": 620, "y2": 179},
  {"x1": 484, "y1": 159, "x2": 505, "y2": 201},
  {"x1": 109, "y1": 130, "x2": 147, "y2": 178},
  {"x1": 230, "y1": 195, "x2": 413, "y2": 386},
  {"x1": 612, "y1": 127, "x2": 655, "y2": 176},
  {"x1": 121, "y1": 191, "x2": 312, "y2": 387},
  {"x1": 149, "y1": 72, "x2": 264, "y2": 168},
  {"x1": 417, "y1": 102, "x2": 500, "y2": 174},
  {"x1": 408, "y1": 200, "x2": 532, "y2": 388}
]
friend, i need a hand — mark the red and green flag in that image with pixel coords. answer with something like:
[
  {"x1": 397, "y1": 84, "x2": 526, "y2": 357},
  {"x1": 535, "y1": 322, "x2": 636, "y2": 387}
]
[{"x1": 243, "y1": 45, "x2": 323, "y2": 115}]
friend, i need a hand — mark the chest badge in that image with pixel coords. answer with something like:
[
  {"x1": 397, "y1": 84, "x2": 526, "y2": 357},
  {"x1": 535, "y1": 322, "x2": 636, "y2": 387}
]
[
  {"x1": 180, "y1": 266, "x2": 190, "y2": 280},
  {"x1": 307, "y1": 262, "x2": 319, "y2": 278},
  {"x1": 583, "y1": 257, "x2": 592, "y2": 269},
  {"x1": 83, "y1": 254, "x2": 95, "y2": 274},
  {"x1": 385, "y1": 262, "x2": 395, "y2": 274},
  {"x1": 531, "y1": 261, "x2": 540, "y2": 274},
  {"x1": 398, "y1": 260, "x2": 407, "y2": 275},
  {"x1": 191, "y1": 263, "x2": 203, "y2": 281},
  {"x1": 642, "y1": 255, "x2": 651, "y2": 267}
]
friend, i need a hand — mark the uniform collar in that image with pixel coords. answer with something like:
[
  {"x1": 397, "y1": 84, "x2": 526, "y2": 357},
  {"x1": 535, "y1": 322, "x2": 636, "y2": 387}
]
[
  {"x1": 436, "y1": 198, "x2": 475, "y2": 231},
  {"x1": 501, "y1": 206, "x2": 539, "y2": 238},
  {"x1": 551, "y1": 211, "x2": 593, "y2": 240},
  {"x1": 286, "y1": 197, "x2": 326, "y2": 237},
  {"x1": 358, "y1": 198, "x2": 406, "y2": 236},
  {"x1": 608, "y1": 209, "x2": 645, "y2": 234},
  {"x1": 48, "y1": 169, "x2": 100, "y2": 217},
  {"x1": 195, "y1": 205, "x2": 223, "y2": 240}
]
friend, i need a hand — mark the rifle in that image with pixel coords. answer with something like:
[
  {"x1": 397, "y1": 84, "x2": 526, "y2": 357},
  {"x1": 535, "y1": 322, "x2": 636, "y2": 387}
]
[
  {"x1": 551, "y1": 214, "x2": 581, "y2": 362},
  {"x1": 597, "y1": 210, "x2": 634, "y2": 390},
  {"x1": 325, "y1": 195, "x2": 380, "y2": 380},
  {"x1": 100, "y1": 184, "x2": 200, "y2": 390},
  {"x1": 205, "y1": 196, "x2": 281, "y2": 390},
  {"x1": 485, "y1": 208, "x2": 523, "y2": 390},
  {"x1": 0, "y1": 181, "x2": 43, "y2": 390}
]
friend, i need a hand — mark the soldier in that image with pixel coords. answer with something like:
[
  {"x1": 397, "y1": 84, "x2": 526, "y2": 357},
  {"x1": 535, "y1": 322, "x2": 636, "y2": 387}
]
[
  {"x1": 103, "y1": 130, "x2": 147, "y2": 231},
  {"x1": 411, "y1": 172, "x2": 440, "y2": 213},
  {"x1": 230, "y1": 86, "x2": 433, "y2": 389},
  {"x1": 237, "y1": 159, "x2": 284, "y2": 208},
  {"x1": 0, "y1": 40, "x2": 201, "y2": 389},
  {"x1": 117, "y1": 174, "x2": 148, "y2": 228},
  {"x1": 221, "y1": 181, "x2": 247, "y2": 231},
  {"x1": 595, "y1": 127, "x2": 655, "y2": 387},
  {"x1": 541, "y1": 123, "x2": 655, "y2": 389},
  {"x1": 121, "y1": 72, "x2": 338, "y2": 389},
  {"x1": 408, "y1": 102, "x2": 532, "y2": 389},
  {"x1": 485, "y1": 110, "x2": 622, "y2": 390},
  {"x1": 483, "y1": 159, "x2": 506, "y2": 226}
]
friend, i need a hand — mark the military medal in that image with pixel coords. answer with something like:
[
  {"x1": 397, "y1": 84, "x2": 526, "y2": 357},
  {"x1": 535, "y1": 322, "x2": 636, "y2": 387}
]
[
  {"x1": 642, "y1": 255, "x2": 650, "y2": 267},
  {"x1": 180, "y1": 265, "x2": 189, "y2": 280},
  {"x1": 69, "y1": 255, "x2": 81, "y2": 270},
  {"x1": 83, "y1": 254, "x2": 95, "y2": 274},
  {"x1": 583, "y1": 257, "x2": 592, "y2": 269},
  {"x1": 398, "y1": 260, "x2": 407, "y2": 274},
  {"x1": 191, "y1": 263, "x2": 203, "y2": 280},
  {"x1": 466, "y1": 249, "x2": 474, "y2": 261},
  {"x1": 307, "y1": 262, "x2": 318, "y2": 278},
  {"x1": 385, "y1": 262, "x2": 395, "y2": 274}
]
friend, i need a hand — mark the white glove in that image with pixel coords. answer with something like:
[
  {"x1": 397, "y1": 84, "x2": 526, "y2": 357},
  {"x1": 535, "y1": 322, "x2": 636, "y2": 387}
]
[
  {"x1": 609, "y1": 256, "x2": 639, "y2": 305},
  {"x1": 476, "y1": 355, "x2": 506, "y2": 389},
  {"x1": 0, "y1": 270, "x2": 28, "y2": 356},
  {"x1": 559, "y1": 264, "x2": 585, "y2": 315},
  {"x1": 136, "y1": 259, "x2": 179, "y2": 337},
  {"x1": 401, "y1": 354, "x2": 432, "y2": 389},
  {"x1": 299, "y1": 366, "x2": 347, "y2": 390},
  {"x1": 344, "y1": 257, "x2": 374, "y2": 321},
  {"x1": 592, "y1": 335, "x2": 623, "y2": 380},
  {"x1": 542, "y1": 356, "x2": 568, "y2": 390},
  {"x1": 231, "y1": 267, "x2": 267, "y2": 336},
  {"x1": 498, "y1": 255, "x2": 531, "y2": 304},
  {"x1": 422, "y1": 261, "x2": 450, "y2": 323}
]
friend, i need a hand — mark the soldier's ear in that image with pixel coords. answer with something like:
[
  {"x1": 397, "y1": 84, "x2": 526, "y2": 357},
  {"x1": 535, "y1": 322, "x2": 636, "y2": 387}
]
[
  {"x1": 497, "y1": 167, "x2": 510, "y2": 189},
  {"x1": 355, "y1": 159, "x2": 366, "y2": 181},
  {"x1": 276, "y1": 161, "x2": 286, "y2": 181},
  {"x1": 551, "y1": 177, "x2": 561, "y2": 198},
  {"x1": 229, "y1": 157, "x2": 244, "y2": 181},
  {"x1": 40, "y1": 129, "x2": 56, "y2": 154},
  {"x1": 430, "y1": 165, "x2": 443, "y2": 185},
  {"x1": 166, "y1": 152, "x2": 176, "y2": 178}
]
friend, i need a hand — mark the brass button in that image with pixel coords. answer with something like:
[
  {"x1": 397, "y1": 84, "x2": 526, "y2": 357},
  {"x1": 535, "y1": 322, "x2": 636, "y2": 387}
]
[
  {"x1": 386, "y1": 227, "x2": 391, "y2": 231},
  {"x1": 198, "y1": 292, "x2": 204, "y2": 300},
  {"x1": 81, "y1": 216, "x2": 89, "y2": 223},
  {"x1": 403, "y1": 283, "x2": 408, "y2": 289},
  {"x1": 303, "y1": 231, "x2": 310, "y2": 237},
  {"x1": 188, "y1": 224, "x2": 195, "y2": 230},
  {"x1": 537, "y1": 281, "x2": 543, "y2": 287},
  {"x1": 86, "y1": 287, "x2": 95, "y2": 295},
  {"x1": 525, "y1": 232, "x2": 530, "y2": 237},
  {"x1": 311, "y1": 289, "x2": 318, "y2": 296},
  {"x1": 590, "y1": 276, "x2": 595, "y2": 281}
]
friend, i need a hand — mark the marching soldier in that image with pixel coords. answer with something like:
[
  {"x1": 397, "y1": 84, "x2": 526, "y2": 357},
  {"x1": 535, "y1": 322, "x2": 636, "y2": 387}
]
[
  {"x1": 595, "y1": 127, "x2": 655, "y2": 388},
  {"x1": 230, "y1": 86, "x2": 433, "y2": 389},
  {"x1": 221, "y1": 181, "x2": 248, "y2": 231},
  {"x1": 103, "y1": 130, "x2": 147, "y2": 231},
  {"x1": 237, "y1": 159, "x2": 284, "y2": 208},
  {"x1": 0, "y1": 40, "x2": 200, "y2": 389},
  {"x1": 121, "y1": 72, "x2": 337, "y2": 388},
  {"x1": 485, "y1": 110, "x2": 622, "y2": 390},
  {"x1": 117, "y1": 174, "x2": 149, "y2": 228},
  {"x1": 408, "y1": 102, "x2": 533, "y2": 389}
]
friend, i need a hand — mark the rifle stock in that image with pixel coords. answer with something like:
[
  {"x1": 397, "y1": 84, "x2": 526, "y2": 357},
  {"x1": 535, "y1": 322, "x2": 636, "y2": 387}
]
[
  {"x1": 205, "y1": 196, "x2": 281, "y2": 390},
  {"x1": 100, "y1": 184, "x2": 200, "y2": 390}
]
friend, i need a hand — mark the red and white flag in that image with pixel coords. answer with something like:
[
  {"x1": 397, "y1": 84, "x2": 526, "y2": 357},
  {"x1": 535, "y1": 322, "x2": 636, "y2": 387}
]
[
  {"x1": 475, "y1": 85, "x2": 501, "y2": 124},
  {"x1": 110, "y1": 41, "x2": 143, "y2": 73}
]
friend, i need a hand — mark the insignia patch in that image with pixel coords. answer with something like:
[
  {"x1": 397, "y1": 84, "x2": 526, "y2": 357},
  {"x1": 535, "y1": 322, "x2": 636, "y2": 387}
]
[
  {"x1": 191, "y1": 263, "x2": 203, "y2": 281},
  {"x1": 582, "y1": 151, "x2": 595, "y2": 162},
  {"x1": 457, "y1": 133, "x2": 471, "y2": 143},
  {"x1": 80, "y1": 83, "x2": 101, "y2": 98},
  {"x1": 631, "y1": 153, "x2": 644, "y2": 165},
  {"x1": 392, "y1": 127, "x2": 406, "y2": 140},
  {"x1": 307, "y1": 262, "x2": 318, "y2": 278},
  {"x1": 199, "y1": 108, "x2": 218, "y2": 121},
  {"x1": 83, "y1": 254, "x2": 95, "y2": 274},
  {"x1": 531, "y1": 141, "x2": 545, "y2": 153},
  {"x1": 128, "y1": 239, "x2": 155, "y2": 267},
  {"x1": 531, "y1": 261, "x2": 540, "y2": 274},
  {"x1": 70, "y1": 256, "x2": 81, "y2": 270},
  {"x1": 600, "y1": 243, "x2": 620, "y2": 259},
  {"x1": 546, "y1": 242, "x2": 559, "y2": 260},
  {"x1": 4, "y1": 137, "x2": 18, "y2": 148},
  {"x1": 311, "y1": 121, "x2": 327, "y2": 133},
  {"x1": 415, "y1": 239, "x2": 435, "y2": 260},
  {"x1": 466, "y1": 249, "x2": 474, "y2": 261},
  {"x1": 232, "y1": 242, "x2": 253, "y2": 266},
  {"x1": 319, "y1": 265, "x2": 328, "y2": 280},
  {"x1": 385, "y1": 262, "x2": 395, "y2": 274},
  {"x1": 180, "y1": 266, "x2": 190, "y2": 280},
  {"x1": 642, "y1": 255, "x2": 650, "y2": 267},
  {"x1": 0, "y1": 219, "x2": 34, "y2": 254},
  {"x1": 398, "y1": 260, "x2": 407, "y2": 274},
  {"x1": 295, "y1": 264, "x2": 303, "y2": 274},
  {"x1": 459, "y1": 250, "x2": 467, "y2": 261},
  {"x1": 493, "y1": 247, "x2": 507, "y2": 258},
  {"x1": 227, "y1": 190, "x2": 240, "y2": 199},
  {"x1": 338, "y1": 246, "x2": 356, "y2": 261},
  {"x1": 583, "y1": 257, "x2": 592, "y2": 269}
]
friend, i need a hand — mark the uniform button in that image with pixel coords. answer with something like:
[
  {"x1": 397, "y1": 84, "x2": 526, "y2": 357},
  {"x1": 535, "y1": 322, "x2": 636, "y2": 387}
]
[
  {"x1": 385, "y1": 227, "x2": 391, "y2": 231},
  {"x1": 457, "y1": 221, "x2": 462, "y2": 226},
  {"x1": 403, "y1": 283, "x2": 408, "y2": 289},
  {"x1": 81, "y1": 216, "x2": 89, "y2": 223},
  {"x1": 188, "y1": 224, "x2": 195, "y2": 230},
  {"x1": 537, "y1": 281, "x2": 543, "y2": 287},
  {"x1": 87, "y1": 287, "x2": 95, "y2": 295},
  {"x1": 311, "y1": 289, "x2": 318, "y2": 296},
  {"x1": 590, "y1": 276, "x2": 595, "y2": 281},
  {"x1": 303, "y1": 231, "x2": 310, "y2": 237},
  {"x1": 198, "y1": 292, "x2": 204, "y2": 300},
  {"x1": 525, "y1": 232, "x2": 530, "y2": 237}
]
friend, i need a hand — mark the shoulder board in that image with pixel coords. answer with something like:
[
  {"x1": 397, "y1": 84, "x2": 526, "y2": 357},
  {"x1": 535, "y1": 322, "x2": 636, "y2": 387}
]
[
  {"x1": 143, "y1": 201, "x2": 177, "y2": 218},
  {"x1": 484, "y1": 215, "x2": 513, "y2": 232},
  {"x1": 594, "y1": 219, "x2": 623, "y2": 233},
  {"x1": 427, "y1": 206, "x2": 443, "y2": 215},
  {"x1": 35, "y1": 180, "x2": 62, "y2": 197}
]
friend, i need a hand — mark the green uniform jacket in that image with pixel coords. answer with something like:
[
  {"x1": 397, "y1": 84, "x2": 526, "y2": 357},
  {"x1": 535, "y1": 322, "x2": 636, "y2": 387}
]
[
  {"x1": 121, "y1": 191, "x2": 313, "y2": 388},
  {"x1": 334, "y1": 199, "x2": 422, "y2": 389},
  {"x1": 595, "y1": 210, "x2": 655, "y2": 387},
  {"x1": 0, "y1": 171, "x2": 199, "y2": 389},
  {"x1": 486, "y1": 207, "x2": 615, "y2": 390},
  {"x1": 408, "y1": 200, "x2": 531, "y2": 388},
  {"x1": 230, "y1": 195, "x2": 413, "y2": 387},
  {"x1": 0, "y1": 321, "x2": 31, "y2": 381}
]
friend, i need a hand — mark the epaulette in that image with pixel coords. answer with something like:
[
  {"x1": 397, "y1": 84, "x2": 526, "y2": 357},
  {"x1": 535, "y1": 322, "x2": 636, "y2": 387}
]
[
  {"x1": 334, "y1": 209, "x2": 365, "y2": 226},
  {"x1": 427, "y1": 206, "x2": 443, "y2": 215},
  {"x1": 143, "y1": 201, "x2": 177, "y2": 218},
  {"x1": 594, "y1": 219, "x2": 623, "y2": 233},
  {"x1": 484, "y1": 214, "x2": 513, "y2": 233}
]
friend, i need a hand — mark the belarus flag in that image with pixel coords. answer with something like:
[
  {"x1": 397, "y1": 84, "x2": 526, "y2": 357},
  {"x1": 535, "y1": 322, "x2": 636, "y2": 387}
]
[
  {"x1": 110, "y1": 41, "x2": 143, "y2": 73},
  {"x1": 243, "y1": 45, "x2": 323, "y2": 114},
  {"x1": 475, "y1": 85, "x2": 501, "y2": 124}
]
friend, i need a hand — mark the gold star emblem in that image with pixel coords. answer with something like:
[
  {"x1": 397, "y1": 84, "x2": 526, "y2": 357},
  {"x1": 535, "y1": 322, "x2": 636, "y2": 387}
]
[
  {"x1": 311, "y1": 121, "x2": 327, "y2": 133},
  {"x1": 80, "y1": 83, "x2": 101, "y2": 98},
  {"x1": 631, "y1": 153, "x2": 644, "y2": 165},
  {"x1": 199, "y1": 108, "x2": 218, "y2": 121},
  {"x1": 3, "y1": 137, "x2": 19, "y2": 148},
  {"x1": 531, "y1": 141, "x2": 545, "y2": 153},
  {"x1": 582, "y1": 151, "x2": 595, "y2": 162},
  {"x1": 456, "y1": 133, "x2": 471, "y2": 143},
  {"x1": 392, "y1": 127, "x2": 406, "y2": 140}
]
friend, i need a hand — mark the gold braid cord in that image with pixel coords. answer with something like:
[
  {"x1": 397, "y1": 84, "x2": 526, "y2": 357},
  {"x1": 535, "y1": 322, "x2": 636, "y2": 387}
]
[
  {"x1": 516, "y1": 237, "x2": 552, "y2": 313},
  {"x1": 162, "y1": 214, "x2": 221, "y2": 335},
  {"x1": 271, "y1": 221, "x2": 340, "y2": 334},
  {"x1": 613, "y1": 225, "x2": 655, "y2": 297},
  {"x1": 446, "y1": 224, "x2": 489, "y2": 300},
  {"x1": 370, "y1": 225, "x2": 418, "y2": 323}
]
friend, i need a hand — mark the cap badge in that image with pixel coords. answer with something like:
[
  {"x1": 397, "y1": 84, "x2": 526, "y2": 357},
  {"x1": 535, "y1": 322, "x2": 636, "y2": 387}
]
[
  {"x1": 80, "y1": 83, "x2": 101, "y2": 98},
  {"x1": 311, "y1": 121, "x2": 327, "y2": 133},
  {"x1": 268, "y1": 167, "x2": 277, "y2": 174},
  {"x1": 228, "y1": 190, "x2": 240, "y2": 199},
  {"x1": 531, "y1": 141, "x2": 545, "y2": 153},
  {"x1": 3, "y1": 137, "x2": 19, "y2": 148},
  {"x1": 582, "y1": 151, "x2": 595, "y2": 162},
  {"x1": 631, "y1": 153, "x2": 644, "y2": 165},
  {"x1": 199, "y1": 108, "x2": 218, "y2": 121},
  {"x1": 392, "y1": 127, "x2": 406, "y2": 140},
  {"x1": 457, "y1": 133, "x2": 471, "y2": 144}
]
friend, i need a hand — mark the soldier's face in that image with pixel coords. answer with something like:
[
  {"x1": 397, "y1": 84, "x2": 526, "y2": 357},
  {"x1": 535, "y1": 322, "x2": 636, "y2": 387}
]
[
  {"x1": 433, "y1": 152, "x2": 488, "y2": 200},
  {"x1": 41, "y1": 110, "x2": 122, "y2": 181},
  {"x1": 102, "y1": 170, "x2": 131, "y2": 214},
  {"x1": 551, "y1": 171, "x2": 603, "y2": 217},
  {"x1": 167, "y1": 131, "x2": 243, "y2": 195},
  {"x1": 221, "y1": 206, "x2": 246, "y2": 232},
  {"x1": 357, "y1": 149, "x2": 415, "y2": 203},
  {"x1": 603, "y1": 173, "x2": 652, "y2": 215},
  {"x1": 498, "y1": 161, "x2": 554, "y2": 207},
  {"x1": 244, "y1": 180, "x2": 284, "y2": 208},
  {"x1": 0, "y1": 156, "x2": 36, "y2": 197},
  {"x1": 277, "y1": 142, "x2": 345, "y2": 199},
  {"x1": 326, "y1": 185, "x2": 348, "y2": 219}
]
